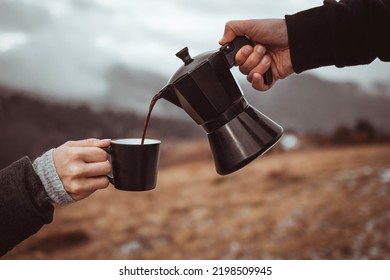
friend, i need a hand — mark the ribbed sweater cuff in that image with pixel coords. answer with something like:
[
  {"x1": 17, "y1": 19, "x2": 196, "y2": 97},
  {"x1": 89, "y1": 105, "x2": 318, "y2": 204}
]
[{"x1": 32, "y1": 149, "x2": 75, "y2": 205}]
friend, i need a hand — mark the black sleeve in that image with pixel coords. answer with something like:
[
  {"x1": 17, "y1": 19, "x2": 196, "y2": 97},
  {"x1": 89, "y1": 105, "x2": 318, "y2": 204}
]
[
  {"x1": 285, "y1": 0, "x2": 390, "y2": 73},
  {"x1": 0, "y1": 157, "x2": 54, "y2": 257}
]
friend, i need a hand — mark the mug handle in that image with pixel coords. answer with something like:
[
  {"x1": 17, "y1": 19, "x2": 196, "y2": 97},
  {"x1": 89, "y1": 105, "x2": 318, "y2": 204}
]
[{"x1": 101, "y1": 146, "x2": 115, "y2": 185}]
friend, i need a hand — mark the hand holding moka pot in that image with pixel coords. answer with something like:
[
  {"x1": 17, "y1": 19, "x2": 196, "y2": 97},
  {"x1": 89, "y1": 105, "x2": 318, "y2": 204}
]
[{"x1": 159, "y1": 36, "x2": 283, "y2": 175}]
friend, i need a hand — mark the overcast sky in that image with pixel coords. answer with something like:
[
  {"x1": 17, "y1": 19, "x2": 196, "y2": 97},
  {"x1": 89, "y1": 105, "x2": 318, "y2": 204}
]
[{"x1": 0, "y1": 0, "x2": 389, "y2": 100}]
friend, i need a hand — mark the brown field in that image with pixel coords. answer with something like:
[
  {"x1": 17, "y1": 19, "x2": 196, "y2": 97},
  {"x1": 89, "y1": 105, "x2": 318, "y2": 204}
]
[{"x1": 3, "y1": 142, "x2": 390, "y2": 260}]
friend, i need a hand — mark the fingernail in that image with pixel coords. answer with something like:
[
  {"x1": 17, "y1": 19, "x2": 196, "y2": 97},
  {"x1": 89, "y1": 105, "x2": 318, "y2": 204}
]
[
  {"x1": 255, "y1": 45, "x2": 265, "y2": 54},
  {"x1": 261, "y1": 56, "x2": 270, "y2": 65},
  {"x1": 242, "y1": 46, "x2": 252, "y2": 55}
]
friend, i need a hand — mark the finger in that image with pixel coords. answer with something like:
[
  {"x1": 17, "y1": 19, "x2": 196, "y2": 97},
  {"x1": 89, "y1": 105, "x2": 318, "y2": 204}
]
[
  {"x1": 251, "y1": 73, "x2": 272, "y2": 92},
  {"x1": 62, "y1": 147, "x2": 107, "y2": 163},
  {"x1": 234, "y1": 45, "x2": 252, "y2": 66},
  {"x1": 80, "y1": 160, "x2": 111, "y2": 177},
  {"x1": 238, "y1": 45, "x2": 266, "y2": 74},
  {"x1": 84, "y1": 176, "x2": 110, "y2": 191},
  {"x1": 76, "y1": 147, "x2": 109, "y2": 163},
  {"x1": 70, "y1": 190, "x2": 94, "y2": 201},
  {"x1": 65, "y1": 138, "x2": 111, "y2": 148},
  {"x1": 219, "y1": 20, "x2": 247, "y2": 45},
  {"x1": 66, "y1": 176, "x2": 110, "y2": 199},
  {"x1": 246, "y1": 54, "x2": 272, "y2": 82}
]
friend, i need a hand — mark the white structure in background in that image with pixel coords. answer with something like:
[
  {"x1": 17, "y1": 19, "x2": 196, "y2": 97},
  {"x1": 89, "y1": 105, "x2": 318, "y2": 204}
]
[{"x1": 280, "y1": 133, "x2": 300, "y2": 151}]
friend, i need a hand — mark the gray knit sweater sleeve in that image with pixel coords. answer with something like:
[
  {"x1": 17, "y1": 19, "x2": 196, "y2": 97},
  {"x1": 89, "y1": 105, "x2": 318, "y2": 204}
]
[{"x1": 32, "y1": 149, "x2": 75, "y2": 205}]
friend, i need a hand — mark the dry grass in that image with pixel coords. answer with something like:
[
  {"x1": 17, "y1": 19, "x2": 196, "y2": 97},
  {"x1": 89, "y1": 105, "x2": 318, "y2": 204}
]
[{"x1": 3, "y1": 142, "x2": 390, "y2": 260}]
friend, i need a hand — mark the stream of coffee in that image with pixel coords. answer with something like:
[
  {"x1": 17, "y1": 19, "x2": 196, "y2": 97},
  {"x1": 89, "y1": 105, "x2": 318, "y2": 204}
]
[{"x1": 141, "y1": 91, "x2": 162, "y2": 144}]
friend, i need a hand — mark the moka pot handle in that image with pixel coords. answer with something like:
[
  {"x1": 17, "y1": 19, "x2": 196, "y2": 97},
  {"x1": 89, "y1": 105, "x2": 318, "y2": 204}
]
[{"x1": 220, "y1": 36, "x2": 273, "y2": 85}]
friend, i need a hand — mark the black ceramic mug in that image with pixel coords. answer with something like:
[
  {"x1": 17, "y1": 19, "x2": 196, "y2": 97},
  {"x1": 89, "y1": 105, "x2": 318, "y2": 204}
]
[{"x1": 103, "y1": 138, "x2": 161, "y2": 191}]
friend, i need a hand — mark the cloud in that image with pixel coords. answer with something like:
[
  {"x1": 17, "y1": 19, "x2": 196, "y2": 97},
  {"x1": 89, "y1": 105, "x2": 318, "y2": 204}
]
[
  {"x1": 0, "y1": 0, "x2": 51, "y2": 32},
  {"x1": 0, "y1": 0, "x2": 388, "y2": 103},
  {"x1": 0, "y1": 0, "x2": 114, "y2": 98},
  {"x1": 0, "y1": 32, "x2": 29, "y2": 52}
]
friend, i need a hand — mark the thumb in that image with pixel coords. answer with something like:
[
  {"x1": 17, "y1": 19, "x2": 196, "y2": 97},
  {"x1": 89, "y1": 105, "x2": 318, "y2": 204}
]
[
  {"x1": 66, "y1": 138, "x2": 111, "y2": 148},
  {"x1": 219, "y1": 20, "x2": 247, "y2": 45}
]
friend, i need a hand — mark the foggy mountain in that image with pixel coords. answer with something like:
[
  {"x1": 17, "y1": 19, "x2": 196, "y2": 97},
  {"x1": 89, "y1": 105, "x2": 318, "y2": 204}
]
[
  {"x1": 101, "y1": 64, "x2": 390, "y2": 135},
  {"x1": 101, "y1": 64, "x2": 186, "y2": 120},
  {"x1": 243, "y1": 74, "x2": 390, "y2": 134},
  {"x1": 1, "y1": 63, "x2": 390, "y2": 141},
  {"x1": 1, "y1": 65, "x2": 389, "y2": 168}
]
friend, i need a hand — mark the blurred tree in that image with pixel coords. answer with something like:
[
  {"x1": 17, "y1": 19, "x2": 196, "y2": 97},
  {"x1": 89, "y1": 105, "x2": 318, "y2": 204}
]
[
  {"x1": 331, "y1": 125, "x2": 352, "y2": 145},
  {"x1": 352, "y1": 119, "x2": 376, "y2": 143}
]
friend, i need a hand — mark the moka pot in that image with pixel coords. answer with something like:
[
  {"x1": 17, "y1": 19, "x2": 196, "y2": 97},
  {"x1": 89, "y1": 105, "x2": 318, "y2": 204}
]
[{"x1": 159, "y1": 36, "x2": 283, "y2": 175}]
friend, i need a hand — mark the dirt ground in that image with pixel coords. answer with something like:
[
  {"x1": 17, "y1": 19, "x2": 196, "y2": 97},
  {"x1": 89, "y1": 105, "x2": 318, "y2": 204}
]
[{"x1": 3, "y1": 142, "x2": 390, "y2": 260}]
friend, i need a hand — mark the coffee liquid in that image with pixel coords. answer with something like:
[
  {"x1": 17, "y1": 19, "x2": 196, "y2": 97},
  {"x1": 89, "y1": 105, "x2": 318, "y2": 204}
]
[{"x1": 141, "y1": 92, "x2": 162, "y2": 144}]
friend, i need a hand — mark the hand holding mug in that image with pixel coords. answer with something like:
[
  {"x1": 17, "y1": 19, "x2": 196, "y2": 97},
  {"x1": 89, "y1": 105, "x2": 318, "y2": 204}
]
[{"x1": 52, "y1": 138, "x2": 111, "y2": 201}]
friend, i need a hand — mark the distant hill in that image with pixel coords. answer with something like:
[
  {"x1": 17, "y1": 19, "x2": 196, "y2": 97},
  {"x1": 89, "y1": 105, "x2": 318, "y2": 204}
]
[
  {"x1": 243, "y1": 74, "x2": 390, "y2": 134},
  {"x1": 96, "y1": 64, "x2": 185, "y2": 119},
  {"x1": 0, "y1": 85, "x2": 202, "y2": 169},
  {"x1": 100, "y1": 64, "x2": 390, "y2": 135},
  {"x1": 1, "y1": 65, "x2": 390, "y2": 168}
]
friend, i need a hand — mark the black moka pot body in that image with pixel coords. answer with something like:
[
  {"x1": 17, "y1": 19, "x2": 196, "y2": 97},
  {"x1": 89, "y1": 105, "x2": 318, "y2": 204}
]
[{"x1": 159, "y1": 36, "x2": 283, "y2": 175}]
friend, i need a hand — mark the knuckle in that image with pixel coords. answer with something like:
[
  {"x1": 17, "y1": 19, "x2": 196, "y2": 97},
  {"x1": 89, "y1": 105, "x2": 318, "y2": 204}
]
[
  {"x1": 85, "y1": 138, "x2": 98, "y2": 145},
  {"x1": 225, "y1": 20, "x2": 234, "y2": 28},
  {"x1": 252, "y1": 83, "x2": 262, "y2": 91},
  {"x1": 69, "y1": 149, "x2": 79, "y2": 159},
  {"x1": 64, "y1": 140, "x2": 76, "y2": 147},
  {"x1": 93, "y1": 176, "x2": 109, "y2": 190},
  {"x1": 239, "y1": 65, "x2": 249, "y2": 75},
  {"x1": 250, "y1": 65, "x2": 267, "y2": 78},
  {"x1": 252, "y1": 81, "x2": 267, "y2": 92},
  {"x1": 236, "y1": 57, "x2": 244, "y2": 67},
  {"x1": 97, "y1": 148, "x2": 108, "y2": 159},
  {"x1": 246, "y1": 55, "x2": 260, "y2": 68},
  {"x1": 65, "y1": 148, "x2": 80, "y2": 160},
  {"x1": 103, "y1": 161, "x2": 112, "y2": 174},
  {"x1": 67, "y1": 164, "x2": 82, "y2": 177},
  {"x1": 67, "y1": 180, "x2": 82, "y2": 193},
  {"x1": 100, "y1": 176, "x2": 110, "y2": 188},
  {"x1": 235, "y1": 52, "x2": 244, "y2": 65}
]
